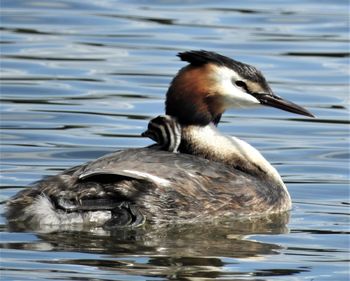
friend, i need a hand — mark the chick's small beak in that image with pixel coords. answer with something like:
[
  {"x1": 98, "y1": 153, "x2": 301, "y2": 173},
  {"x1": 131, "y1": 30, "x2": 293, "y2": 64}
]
[
  {"x1": 252, "y1": 93, "x2": 315, "y2": 118},
  {"x1": 141, "y1": 129, "x2": 154, "y2": 140}
]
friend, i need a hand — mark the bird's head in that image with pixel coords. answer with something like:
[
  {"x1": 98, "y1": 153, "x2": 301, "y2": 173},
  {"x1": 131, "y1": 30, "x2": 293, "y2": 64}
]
[{"x1": 165, "y1": 50, "x2": 314, "y2": 126}]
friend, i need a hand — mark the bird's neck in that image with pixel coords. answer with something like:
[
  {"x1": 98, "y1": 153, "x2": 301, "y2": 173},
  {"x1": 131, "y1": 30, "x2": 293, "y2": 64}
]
[{"x1": 180, "y1": 124, "x2": 287, "y2": 189}]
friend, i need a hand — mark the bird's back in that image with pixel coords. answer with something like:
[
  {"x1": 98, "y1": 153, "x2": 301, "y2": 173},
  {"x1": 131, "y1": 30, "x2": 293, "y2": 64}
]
[{"x1": 6, "y1": 147, "x2": 288, "y2": 229}]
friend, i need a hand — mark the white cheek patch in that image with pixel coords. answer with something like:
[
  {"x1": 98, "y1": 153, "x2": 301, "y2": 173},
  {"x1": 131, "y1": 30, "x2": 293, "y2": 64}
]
[
  {"x1": 223, "y1": 85, "x2": 260, "y2": 108},
  {"x1": 211, "y1": 66, "x2": 261, "y2": 108}
]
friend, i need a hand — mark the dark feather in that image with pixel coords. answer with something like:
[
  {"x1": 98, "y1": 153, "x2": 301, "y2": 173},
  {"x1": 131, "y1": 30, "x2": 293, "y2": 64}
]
[{"x1": 178, "y1": 50, "x2": 269, "y2": 85}]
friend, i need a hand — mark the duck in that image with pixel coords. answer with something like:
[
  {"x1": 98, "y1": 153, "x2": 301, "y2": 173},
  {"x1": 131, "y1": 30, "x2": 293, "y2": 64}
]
[{"x1": 5, "y1": 50, "x2": 314, "y2": 229}]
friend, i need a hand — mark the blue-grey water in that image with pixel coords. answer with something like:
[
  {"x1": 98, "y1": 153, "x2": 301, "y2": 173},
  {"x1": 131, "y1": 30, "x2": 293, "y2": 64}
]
[{"x1": 1, "y1": 0, "x2": 349, "y2": 280}]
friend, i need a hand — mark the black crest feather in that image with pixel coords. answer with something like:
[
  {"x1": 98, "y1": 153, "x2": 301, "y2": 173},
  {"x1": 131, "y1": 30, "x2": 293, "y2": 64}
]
[{"x1": 178, "y1": 50, "x2": 265, "y2": 84}]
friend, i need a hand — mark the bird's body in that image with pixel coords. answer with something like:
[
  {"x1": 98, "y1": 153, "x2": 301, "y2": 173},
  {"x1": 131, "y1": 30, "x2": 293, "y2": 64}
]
[
  {"x1": 5, "y1": 50, "x2": 313, "y2": 229},
  {"x1": 7, "y1": 147, "x2": 289, "y2": 228}
]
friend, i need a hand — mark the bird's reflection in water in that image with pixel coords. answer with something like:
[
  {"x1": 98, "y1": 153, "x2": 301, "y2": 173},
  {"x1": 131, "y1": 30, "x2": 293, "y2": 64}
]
[{"x1": 7, "y1": 213, "x2": 291, "y2": 279}]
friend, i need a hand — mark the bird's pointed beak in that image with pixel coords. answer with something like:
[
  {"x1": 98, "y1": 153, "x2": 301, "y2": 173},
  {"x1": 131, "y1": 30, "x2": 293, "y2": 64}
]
[{"x1": 252, "y1": 93, "x2": 315, "y2": 118}]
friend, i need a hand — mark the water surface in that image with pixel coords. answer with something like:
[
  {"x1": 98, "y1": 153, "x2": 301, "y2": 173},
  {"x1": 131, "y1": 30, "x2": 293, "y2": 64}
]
[{"x1": 1, "y1": 0, "x2": 349, "y2": 280}]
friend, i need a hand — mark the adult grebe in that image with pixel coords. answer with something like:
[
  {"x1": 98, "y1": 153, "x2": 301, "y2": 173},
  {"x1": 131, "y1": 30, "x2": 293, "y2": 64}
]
[{"x1": 6, "y1": 50, "x2": 314, "y2": 229}]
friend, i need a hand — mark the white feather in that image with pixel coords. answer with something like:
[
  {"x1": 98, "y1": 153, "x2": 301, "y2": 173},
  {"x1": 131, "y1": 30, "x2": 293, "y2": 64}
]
[{"x1": 122, "y1": 169, "x2": 171, "y2": 187}]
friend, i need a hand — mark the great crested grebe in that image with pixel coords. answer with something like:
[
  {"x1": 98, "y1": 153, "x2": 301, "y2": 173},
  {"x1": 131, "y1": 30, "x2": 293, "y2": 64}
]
[{"x1": 6, "y1": 50, "x2": 314, "y2": 229}]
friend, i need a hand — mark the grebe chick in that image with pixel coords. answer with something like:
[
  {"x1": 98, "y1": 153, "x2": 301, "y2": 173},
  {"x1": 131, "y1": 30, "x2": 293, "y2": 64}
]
[
  {"x1": 6, "y1": 50, "x2": 314, "y2": 229},
  {"x1": 142, "y1": 115, "x2": 182, "y2": 153}
]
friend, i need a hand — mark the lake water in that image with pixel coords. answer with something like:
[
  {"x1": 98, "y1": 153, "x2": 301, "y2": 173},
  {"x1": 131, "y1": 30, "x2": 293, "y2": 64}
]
[{"x1": 1, "y1": 0, "x2": 349, "y2": 280}]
